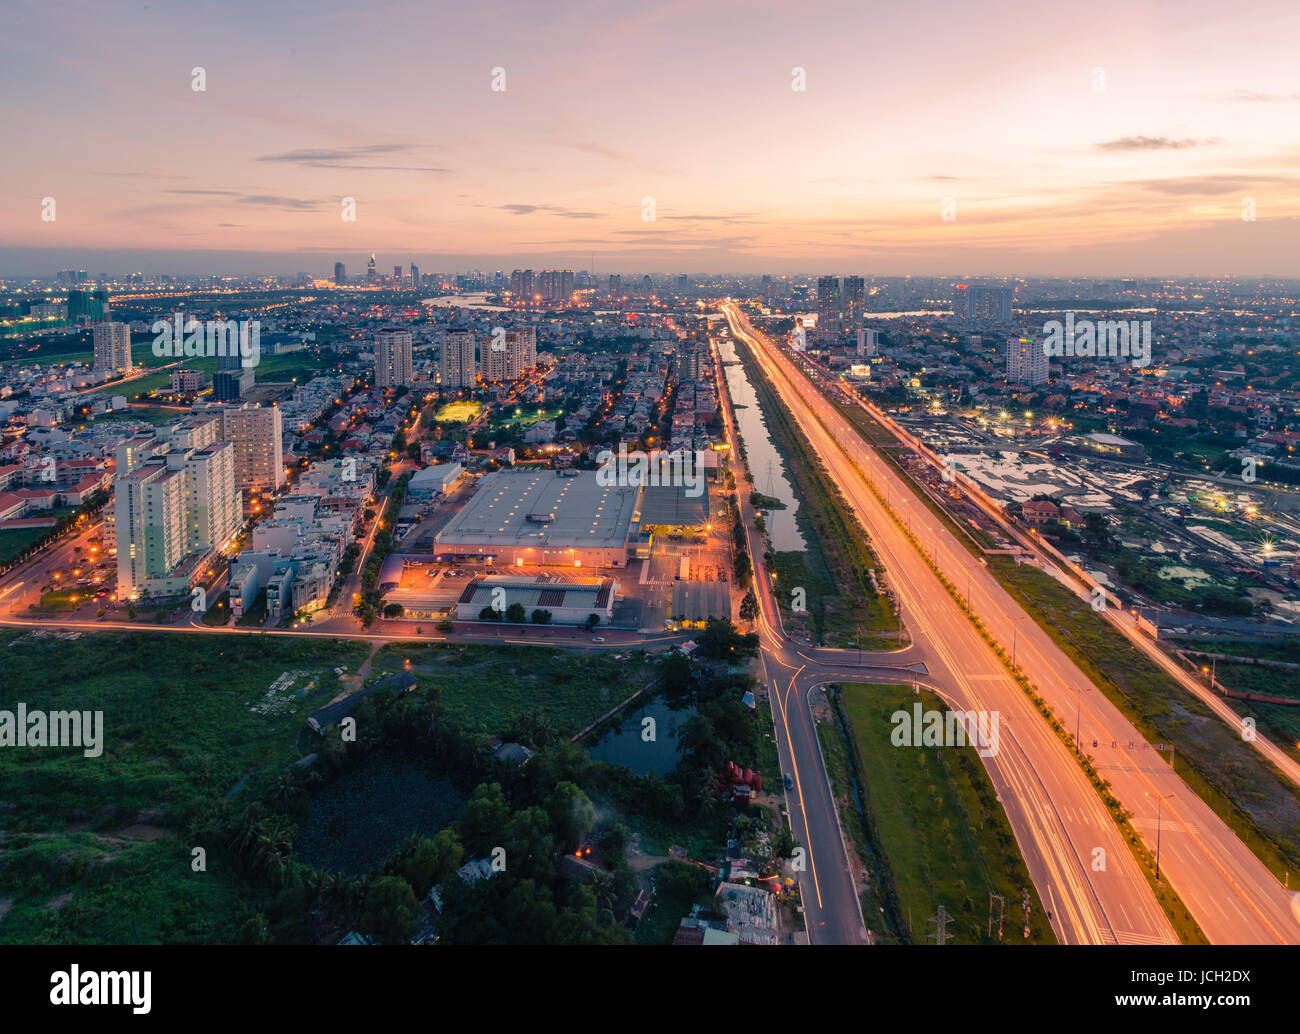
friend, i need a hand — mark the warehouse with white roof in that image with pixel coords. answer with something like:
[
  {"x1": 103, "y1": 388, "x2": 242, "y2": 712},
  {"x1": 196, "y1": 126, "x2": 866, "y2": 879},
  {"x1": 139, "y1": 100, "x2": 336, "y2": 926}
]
[{"x1": 433, "y1": 468, "x2": 640, "y2": 568}]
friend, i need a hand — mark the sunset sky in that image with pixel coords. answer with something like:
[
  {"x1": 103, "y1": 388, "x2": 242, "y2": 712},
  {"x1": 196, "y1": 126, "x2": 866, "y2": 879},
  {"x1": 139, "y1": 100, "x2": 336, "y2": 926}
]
[{"x1": 3, "y1": 0, "x2": 1299, "y2": 276}]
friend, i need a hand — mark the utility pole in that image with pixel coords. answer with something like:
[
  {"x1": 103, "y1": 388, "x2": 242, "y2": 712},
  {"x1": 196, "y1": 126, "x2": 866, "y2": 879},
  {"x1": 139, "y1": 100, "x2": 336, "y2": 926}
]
[
  {"x1": 927, "y1": 905, "x2": 953, "y2": 945},
  {"x1": 988, "y1": 893, "x2": 1005, "y2": 941}
]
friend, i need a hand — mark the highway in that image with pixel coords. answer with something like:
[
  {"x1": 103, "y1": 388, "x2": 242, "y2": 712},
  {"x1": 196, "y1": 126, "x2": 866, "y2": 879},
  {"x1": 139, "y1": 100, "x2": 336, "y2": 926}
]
[
  {"x1": 855, "y1": 396, "x2": 1300, "y2": 793},
  {"x1": 723, "y1": 301, "x2": 1300, "y2": 945}
]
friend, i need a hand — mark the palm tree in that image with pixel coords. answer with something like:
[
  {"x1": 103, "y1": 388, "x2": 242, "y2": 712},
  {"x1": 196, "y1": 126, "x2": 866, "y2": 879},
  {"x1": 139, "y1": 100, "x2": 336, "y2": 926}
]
[
  {"x1": 268, "y1": 772, "x2": 305, "y2": 811},
  {"x1": 590, "y1": 870, "x2": 617, "y2": 913}
]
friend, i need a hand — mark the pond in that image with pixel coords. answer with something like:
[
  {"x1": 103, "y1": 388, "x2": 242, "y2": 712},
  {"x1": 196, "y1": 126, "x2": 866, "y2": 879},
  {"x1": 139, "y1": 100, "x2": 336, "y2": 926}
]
[
  {"x1": 588, "y1": 698, "x2": 697, "y2": 776},
  {"x1": 296, "y1": 751, "x2": 465, "y2": 876}
]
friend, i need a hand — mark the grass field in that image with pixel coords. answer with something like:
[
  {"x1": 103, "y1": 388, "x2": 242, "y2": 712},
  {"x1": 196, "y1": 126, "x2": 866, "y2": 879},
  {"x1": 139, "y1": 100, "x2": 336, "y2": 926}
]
[
  {"x1": 0, "y1": 630, "x2": 375, "y2": 943},
  {"x1": 435, "y1": 401, "x2": 483, "y2": 424},
  {"x1": 0, "y1": 631, "x2": 371, "y2": 833},
  {"x1": 368, "y1": 642, "x2": 655, "y2": 735},
  {"x1": 0, "y1": 832, "x2": 249, "y2": 944},
  {"x1": 836, "y1": 683, "x2": 1056, "y2": 944},
  {"x1": 0, "y1": 527, "x2": 49, "y2": 565}
]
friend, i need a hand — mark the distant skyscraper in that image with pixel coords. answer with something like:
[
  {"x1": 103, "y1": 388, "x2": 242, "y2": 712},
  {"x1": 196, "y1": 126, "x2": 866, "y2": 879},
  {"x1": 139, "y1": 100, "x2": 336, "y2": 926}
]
[
  {"x1": 956, "y1": 284, "x2": 1014, "y2": 323},
  {"x1": 394, "y1": 265, "x2": 403, "y2": 282},
  {"x1": 93, "y1": 321, "x2": 133, "y2": 374},
  {"x1": 334, "y1": 262, "x2": 346, "y2": 285},
  {"x1": 375, "y1": 328, "x2": 414, "y2": 388},
  {"x1": 1006, "y1": 336, "x2": 1048, "y2": 386},
  {"x1": 440, "y1": 328, "x2": 477, "y2": 388},
  {"x1": 537, "y1": 270, "x2": 575, "y2": 306},
  {"x1": 66, "y1": 289, "x2": 89, "y2": 322},
  {"x1": 367, "y1": 254, "x2": 377, "y2": 282},
  {"x1": 510, "y1": 269, "x2": 535, "y2": 305},
  {"x1": 842, "y1": 276, "x2": 866, "y2": 326},
  {"x1": 410, "y1": 262, "x2": 420, "y2": 286},
  {"x1": 816, "y1": 276, "x2": 842, "y2": 342}
]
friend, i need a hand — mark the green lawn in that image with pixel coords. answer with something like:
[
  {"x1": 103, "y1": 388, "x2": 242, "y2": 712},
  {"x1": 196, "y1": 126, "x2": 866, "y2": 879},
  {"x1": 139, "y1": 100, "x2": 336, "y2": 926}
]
[
  {"x1": 0, "y1": 527, "x2": 49, "y2": 565},
  {"x1": 435, "y1": 401, "x2": 483, "y2": 424},
  {"x1": 369, "y1": 642, "x2": 655, "y2": 735},
  {"x1": 836, "y1": 683, "x2": 1056, "y2": 944}
]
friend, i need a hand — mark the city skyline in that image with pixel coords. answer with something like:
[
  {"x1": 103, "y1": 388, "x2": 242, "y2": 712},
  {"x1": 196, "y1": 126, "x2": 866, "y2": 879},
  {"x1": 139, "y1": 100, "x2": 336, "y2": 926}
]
[{"x1": 3, "y1": 0, "x2": 1300, "y2": 276}]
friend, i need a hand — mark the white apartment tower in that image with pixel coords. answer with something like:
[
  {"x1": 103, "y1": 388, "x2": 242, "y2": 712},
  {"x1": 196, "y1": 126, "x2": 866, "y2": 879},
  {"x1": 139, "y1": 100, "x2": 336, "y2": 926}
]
[
  {"x1": 93, "y1": 321, "x2": 133, "y2": 374},
  {"x1": 375, "y1": 328, "x2": 414, "y2": 388},
  {"x1": 440, "y1": 328, "x2": 477, "y2": 388},
  {"x1": 115, "y1": 462, "x2": 187, "y2": 599},
  {"x1": 183, "y1": 442, "x2": 242, "y2": 553},
  {"x1": 1006, "y1": 336, "x2": 1048, "y2": 387}
]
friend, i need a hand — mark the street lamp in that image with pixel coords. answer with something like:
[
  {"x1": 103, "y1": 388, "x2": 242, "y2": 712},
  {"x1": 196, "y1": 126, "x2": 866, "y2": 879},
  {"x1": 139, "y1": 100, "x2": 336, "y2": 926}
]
[
  {"x1": 1146, "y1": 791, "x2": 1175, "y2": 882},
  {"x1": 1010, "y1": 614, "x2": 1028, "y2": 670},
  {"x1": 1074, "y1": 685, "x2": 1091, "y2": 756}
]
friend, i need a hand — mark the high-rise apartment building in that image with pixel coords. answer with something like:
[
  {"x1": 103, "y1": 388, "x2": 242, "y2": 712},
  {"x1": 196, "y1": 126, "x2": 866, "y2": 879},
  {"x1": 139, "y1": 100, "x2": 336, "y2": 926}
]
[
  {"x1": 955, "y1": 284, "x2": 1014, "y2": 322},
  {"x1": 217, "y1": 404, "x2": 285, "y2": 490},
  {"x1": 410, "y1": 262, "x2": 420, "y2": 286},
  {"x1": 482, "y1": 326, "x2": 537, "y2": 382},
  {"x1": 93, "y1": 321, "x2": 133, "y2": 374},
  {"x1": 334, "y1": 262, "x2": 346, "y2": 284},
  {"x1": 537, "y1": 270, "x2": 575, "y2": 306},
  {"x1": 842, "y1": 276, "x2": 865, "y2": 325},
  {"x1": 816, "y1": 276, "x2": 842, "y2": 342},
  {"x1": 1006, "y1": 336, "x2": 1048, "y2": 386},
  {"x1": 508, "y1": 327, "x2": 536, "y2": 375},
  {"x1": 114, "y1": 441, "x2": 241, "y2": 600},
  {"x1": 367, "y1": 254, "x2": 377, "y2": 282},
  {"x1": 856, "y1": 328, "x2": 879, "y2": 357},
  {"x1": 510, "y1": 269, "x2": 535, "y2": 305},
  {"x1": 440, "y1": 328, "x2": 477, "y2": 388},
  {"x1": 115, "y1": 462, "x2": 187, "y2": 599},
  {"x1": 212, "y1": 370, "x2": 252, "y2": 402},
  {"x1": 375, "y1": 328, "x2": 414, "y2": 388}
]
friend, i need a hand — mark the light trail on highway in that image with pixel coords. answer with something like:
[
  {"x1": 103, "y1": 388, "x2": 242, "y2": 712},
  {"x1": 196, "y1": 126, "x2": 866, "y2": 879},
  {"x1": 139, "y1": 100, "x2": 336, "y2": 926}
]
[{"x1": 724, "y1": 301, "x2": 1300, "y2": 945}]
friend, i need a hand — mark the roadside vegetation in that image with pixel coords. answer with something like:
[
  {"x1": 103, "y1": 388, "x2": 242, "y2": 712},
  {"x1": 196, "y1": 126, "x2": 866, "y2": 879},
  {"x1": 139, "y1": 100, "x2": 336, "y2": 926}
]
[
  {"x1": 731, "y1": 342, "x2": 900, "y2": 648},
  {"x1": 823, "y1": 683, "x2": 1056, "y2": 944}
]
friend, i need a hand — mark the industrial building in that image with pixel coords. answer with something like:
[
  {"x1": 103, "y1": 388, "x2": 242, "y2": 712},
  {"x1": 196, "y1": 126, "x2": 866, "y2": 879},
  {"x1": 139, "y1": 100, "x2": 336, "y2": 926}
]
[
  {"x1": 433, "y1": 468, "x2": 639, "y2": 567},
  {"x1": 453, "y1": 574, "x2": 617, "y2": 625}
]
